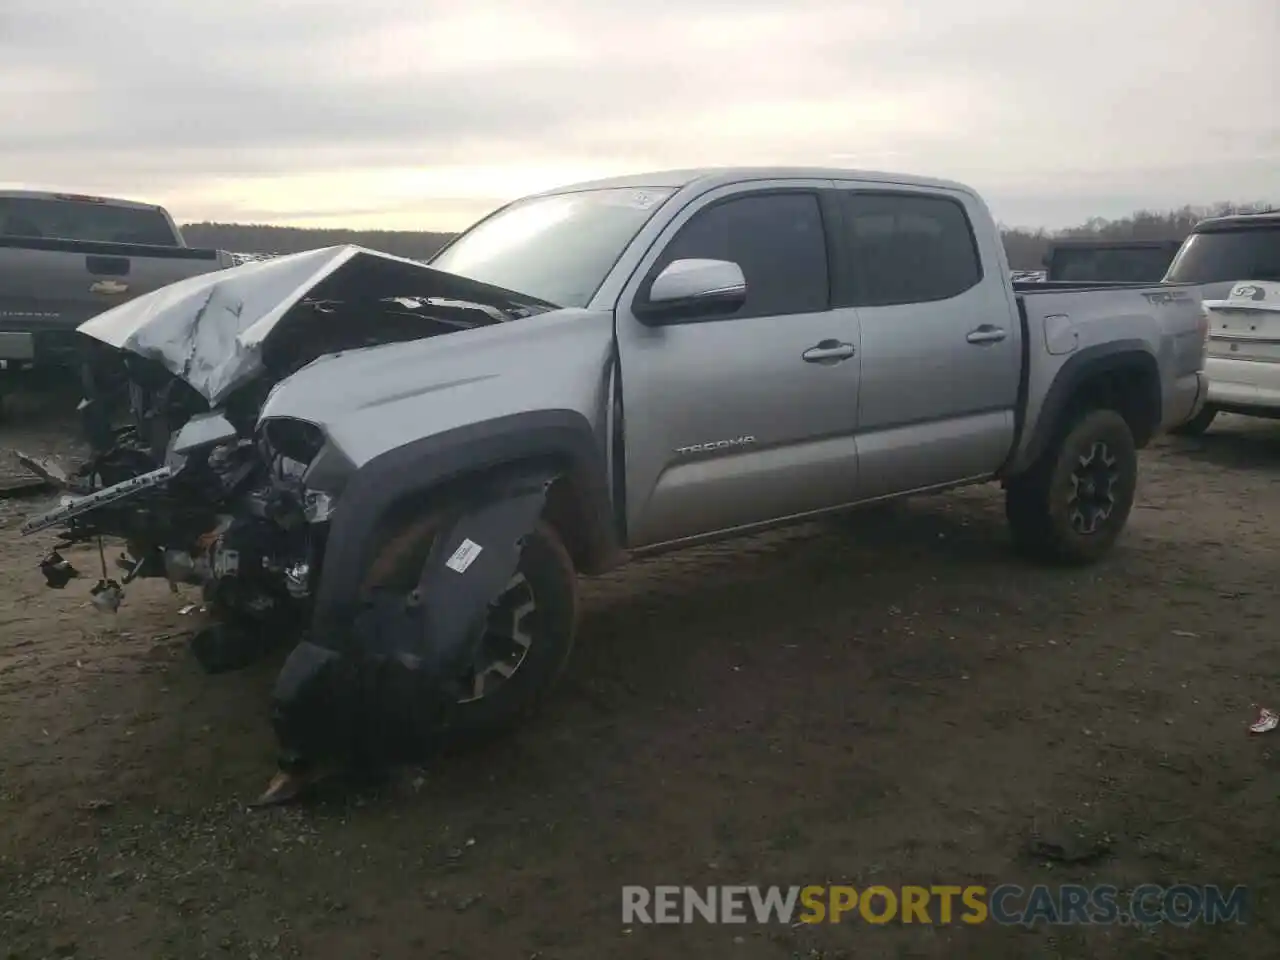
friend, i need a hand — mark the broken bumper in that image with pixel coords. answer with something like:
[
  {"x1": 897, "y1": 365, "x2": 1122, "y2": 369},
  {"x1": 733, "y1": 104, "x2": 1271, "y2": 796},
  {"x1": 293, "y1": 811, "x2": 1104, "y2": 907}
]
[{"x1": 21, "y1": 465, "x2": 175, "y2": 536}]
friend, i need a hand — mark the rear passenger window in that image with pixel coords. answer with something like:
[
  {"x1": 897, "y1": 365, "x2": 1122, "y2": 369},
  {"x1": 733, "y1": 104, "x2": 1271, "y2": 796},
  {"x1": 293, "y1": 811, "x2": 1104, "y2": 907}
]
[
  {"x1": 843, "y1": 192, "x2": 982, "y2": 306},
  {"x1": 654, "y1": 192, "x2": 829, "y2": 318}
]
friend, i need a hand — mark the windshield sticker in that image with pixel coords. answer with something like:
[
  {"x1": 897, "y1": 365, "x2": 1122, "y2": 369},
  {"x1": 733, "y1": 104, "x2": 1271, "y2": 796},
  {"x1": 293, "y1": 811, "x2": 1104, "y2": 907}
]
[{"x1": 600, "y1": 190, "x2": 663, "y2": 210}]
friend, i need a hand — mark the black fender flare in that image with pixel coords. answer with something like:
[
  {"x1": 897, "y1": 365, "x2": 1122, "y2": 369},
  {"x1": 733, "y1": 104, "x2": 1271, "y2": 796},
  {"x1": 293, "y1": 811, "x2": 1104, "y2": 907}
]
[
  {"x1": 308, "y1": 409, "x2": 619, "y2": 650},
  {"x1": 1019, "y1": 340, "x2": 1161, "y2": 469}
]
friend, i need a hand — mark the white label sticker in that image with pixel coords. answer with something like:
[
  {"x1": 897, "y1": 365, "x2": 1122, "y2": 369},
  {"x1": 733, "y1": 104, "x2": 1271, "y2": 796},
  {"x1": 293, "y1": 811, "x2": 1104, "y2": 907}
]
[
  {"x1": 445, "y1": 538, "x2": 483, "y2": 573},
  {"x1": 602, "y1": 190, "x2": 659, "y2": 210}
]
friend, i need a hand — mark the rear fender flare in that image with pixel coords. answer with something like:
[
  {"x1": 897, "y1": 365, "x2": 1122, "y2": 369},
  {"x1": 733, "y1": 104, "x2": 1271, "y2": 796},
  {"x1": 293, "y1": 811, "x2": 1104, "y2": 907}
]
[{"x1": 1018, "y1": 341, "x2": 1160, "y2": 470}]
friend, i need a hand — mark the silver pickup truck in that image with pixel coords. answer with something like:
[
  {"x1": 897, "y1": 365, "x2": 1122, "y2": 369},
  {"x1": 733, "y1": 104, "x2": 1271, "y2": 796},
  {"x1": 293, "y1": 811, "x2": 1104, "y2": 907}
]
[
  {"x1": 20, "y1": 166, "x2": 1208, "y2": 794},
  {"x1": 0, "y1": 190, "x2": 237, "y2": 413}
]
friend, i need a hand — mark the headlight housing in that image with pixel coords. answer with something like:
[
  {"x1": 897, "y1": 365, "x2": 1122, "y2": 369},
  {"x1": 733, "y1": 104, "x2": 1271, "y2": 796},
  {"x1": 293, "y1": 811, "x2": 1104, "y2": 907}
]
[
  {"x1": 261, "y1": 417, "x2": 325, "y2": 465},
  {"x1": 259, "y1": 416, "x2": 356, "y2": 511}
]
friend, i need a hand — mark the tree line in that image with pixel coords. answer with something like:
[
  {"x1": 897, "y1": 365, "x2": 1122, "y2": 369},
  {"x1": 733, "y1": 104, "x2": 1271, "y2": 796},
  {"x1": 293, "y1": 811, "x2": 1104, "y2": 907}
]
[
  {"x1": 180, "y1": 223, "x2": 456, "y2": 262},
  {"x1": 1000, "y1": 202, "x2": 1274, "y2": 270},
  {"x1": 182, "y1": 200, "x2": 1276, "y2": 272}
]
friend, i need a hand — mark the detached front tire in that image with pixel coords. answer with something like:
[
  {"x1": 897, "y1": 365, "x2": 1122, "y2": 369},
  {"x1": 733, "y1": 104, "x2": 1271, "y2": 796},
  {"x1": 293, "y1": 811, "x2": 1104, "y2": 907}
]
[
  {"x1": 362, "y1": 513, "x2": 579, "y2": 745},
  {"x1": 1005, "y1": 409, "x2": 1138, "y2": 566}
]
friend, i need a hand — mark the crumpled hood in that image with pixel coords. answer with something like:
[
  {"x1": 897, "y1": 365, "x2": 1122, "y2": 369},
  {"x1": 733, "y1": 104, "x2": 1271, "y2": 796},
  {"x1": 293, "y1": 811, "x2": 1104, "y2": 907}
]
[{"x1": 77, "y1": 244, "x2": 555, "y2": 406}]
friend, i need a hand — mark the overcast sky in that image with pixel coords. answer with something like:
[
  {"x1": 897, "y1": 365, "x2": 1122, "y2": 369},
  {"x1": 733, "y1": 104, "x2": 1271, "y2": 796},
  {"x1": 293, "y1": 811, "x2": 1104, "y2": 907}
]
[{"x1": 2, "y1": 0, "x2": 1277, "y2": 231}]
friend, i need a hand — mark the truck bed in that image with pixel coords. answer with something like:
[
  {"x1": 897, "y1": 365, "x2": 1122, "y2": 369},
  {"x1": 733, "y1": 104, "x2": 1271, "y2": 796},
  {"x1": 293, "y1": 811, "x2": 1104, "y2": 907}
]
[
  {"x1": 0, "y1": 238, "x2": 234, "y2": 368},
  {"x1": 1009, "y1": 280, "x2": 1207, "y2": 473},
  {"x1": 0, "y1": 235, "x2": 226, "y2": 261},
  {"x1": 1013, "y1": 279, "x2": 1199, "y2": 293}
]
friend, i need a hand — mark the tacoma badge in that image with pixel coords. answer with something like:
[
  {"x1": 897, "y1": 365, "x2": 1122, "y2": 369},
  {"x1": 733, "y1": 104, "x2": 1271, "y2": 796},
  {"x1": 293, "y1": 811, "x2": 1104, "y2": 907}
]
[{"x1": 675, "y1": 436, "x2": 756, "y2": 455}]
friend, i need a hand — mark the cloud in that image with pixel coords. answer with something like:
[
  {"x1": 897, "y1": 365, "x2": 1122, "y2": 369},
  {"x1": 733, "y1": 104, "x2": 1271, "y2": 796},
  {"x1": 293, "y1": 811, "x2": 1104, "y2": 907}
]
[{"x1": 1, "y1": 0, "x2": 1277, "y2": 229}]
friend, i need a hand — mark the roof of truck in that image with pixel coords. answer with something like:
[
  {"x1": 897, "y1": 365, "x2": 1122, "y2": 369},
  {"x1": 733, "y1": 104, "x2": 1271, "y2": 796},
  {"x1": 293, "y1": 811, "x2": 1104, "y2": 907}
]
[
  {"x1": 0, "y1": 189, "x2": 164, "y2": 211},
  {"x1": 1047, "y1": 238, "x2": 1183, "y2": 250},
  {"x1": 1192, "y1": 210, "x2": 1280, "y2": 232},
  {"x1": 531, "y1": 166, "x2": 977, "y2": 198}
]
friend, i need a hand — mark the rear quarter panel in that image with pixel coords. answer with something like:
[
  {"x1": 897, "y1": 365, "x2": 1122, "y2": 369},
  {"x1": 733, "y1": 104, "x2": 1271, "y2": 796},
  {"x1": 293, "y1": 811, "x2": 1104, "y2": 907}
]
[{"x1": 1009, "y1": 283, "x2": 1204, "y2": 473}]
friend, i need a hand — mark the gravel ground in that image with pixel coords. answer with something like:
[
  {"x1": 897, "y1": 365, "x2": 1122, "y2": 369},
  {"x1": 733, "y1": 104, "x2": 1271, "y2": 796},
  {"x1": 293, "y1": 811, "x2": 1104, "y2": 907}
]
[{"x1": 2, "y1": 385, "x2": 1279, "y2": 959}]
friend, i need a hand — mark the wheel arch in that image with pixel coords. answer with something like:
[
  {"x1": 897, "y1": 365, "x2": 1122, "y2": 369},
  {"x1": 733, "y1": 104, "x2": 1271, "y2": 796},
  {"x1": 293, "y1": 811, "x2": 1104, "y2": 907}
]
[
  {"x1": 309, "y1": 410, "x2": 623, "y2": 650},
  {"x1": 1020, "y1": 341, "x2": 1162, "y2": 470}
]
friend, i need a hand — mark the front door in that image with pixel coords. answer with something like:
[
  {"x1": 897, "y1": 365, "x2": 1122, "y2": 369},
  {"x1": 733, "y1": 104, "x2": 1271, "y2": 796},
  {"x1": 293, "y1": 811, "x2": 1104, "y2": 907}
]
[{"x1": 614, "y1": 181, "x2": 864, "y2": 548}]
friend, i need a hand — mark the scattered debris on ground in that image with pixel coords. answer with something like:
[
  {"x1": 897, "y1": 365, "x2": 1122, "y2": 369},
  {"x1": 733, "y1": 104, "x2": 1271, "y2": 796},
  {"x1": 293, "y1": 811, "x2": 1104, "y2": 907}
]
[{"x1": 1249, "y1": 707, "x2": 1278, "y2": 734}]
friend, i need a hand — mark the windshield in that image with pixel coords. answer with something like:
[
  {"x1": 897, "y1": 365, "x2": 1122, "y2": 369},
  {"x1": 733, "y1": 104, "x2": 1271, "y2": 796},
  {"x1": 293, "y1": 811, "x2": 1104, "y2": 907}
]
[
  {"x1": 0, "y1": 197, "x2": 179, "y2": 245},
  {"x1": 1049, "y1": 246, "x2": 1178, "y2": 282},
  {"x1": 430, "y1": 187, "x2": 676, "y2": 308},
  {"x1": 1164, "y1": 227, "x2": 1280, "y2": 283}
]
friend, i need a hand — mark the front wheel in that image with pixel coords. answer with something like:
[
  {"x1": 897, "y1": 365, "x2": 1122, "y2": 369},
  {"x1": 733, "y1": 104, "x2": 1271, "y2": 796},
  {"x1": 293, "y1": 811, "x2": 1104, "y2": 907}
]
[
  {"x1": 1005, "y1": 409, "x2": 1138, "y2": 565},
  {"x1": 362, "y1": 513, "x2": 579, "y2": 744}
]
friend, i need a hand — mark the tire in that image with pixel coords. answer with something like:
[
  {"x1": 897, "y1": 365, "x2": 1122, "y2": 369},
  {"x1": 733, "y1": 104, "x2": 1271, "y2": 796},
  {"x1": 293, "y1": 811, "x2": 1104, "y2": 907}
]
[
  {"x1": 1005, "y1": 409, "x2": 1138, "y2": 566},
  {"x1": 1169, "y1": 404, "x2": 1218, "y2": 437},
  {"x1": 361, "y1": 512, "x2": 579, "y2": 744}
]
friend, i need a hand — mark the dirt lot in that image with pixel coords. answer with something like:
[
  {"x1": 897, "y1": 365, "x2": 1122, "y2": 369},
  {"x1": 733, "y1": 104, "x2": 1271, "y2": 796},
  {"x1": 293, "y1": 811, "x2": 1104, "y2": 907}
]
[{"x1": 2, "y1": 387, "x2": 1279, "y2": 960}]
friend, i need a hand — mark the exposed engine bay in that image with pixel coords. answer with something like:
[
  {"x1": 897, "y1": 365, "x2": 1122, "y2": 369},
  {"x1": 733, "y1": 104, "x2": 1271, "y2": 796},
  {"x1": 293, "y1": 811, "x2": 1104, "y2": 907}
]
[
  {"x1": 24, "y1": 392, "x2": 328, "y2": 645},
  {"x1": 19, "y1": 245, "x2": 557, "y2": 671}
]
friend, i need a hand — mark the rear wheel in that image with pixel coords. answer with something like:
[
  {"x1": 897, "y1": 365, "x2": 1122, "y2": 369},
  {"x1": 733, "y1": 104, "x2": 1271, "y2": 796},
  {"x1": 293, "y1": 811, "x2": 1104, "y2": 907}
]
[
  {"x1": 1005, "y1": 409, "x2": 1138, "y2": 565},
  {"x1": 1169, "y1": 404, "x2": 1218, "y2": 437},
  {"x1": 361, "y1": 512, "x2": 579, "y2": 743}
]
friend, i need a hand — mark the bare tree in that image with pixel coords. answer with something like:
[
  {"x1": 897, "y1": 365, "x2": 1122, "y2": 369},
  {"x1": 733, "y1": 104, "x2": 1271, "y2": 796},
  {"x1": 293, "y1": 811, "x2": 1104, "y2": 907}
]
[{"x1": 999, "y1": 201, "x2": 1276, "y2": 270}]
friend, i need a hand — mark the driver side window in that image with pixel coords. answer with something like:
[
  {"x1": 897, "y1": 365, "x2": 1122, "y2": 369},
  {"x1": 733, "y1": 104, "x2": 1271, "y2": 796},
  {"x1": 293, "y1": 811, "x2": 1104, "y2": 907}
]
[{"x1": 652, "y1": 191, "x2": 830, "y2": 319}]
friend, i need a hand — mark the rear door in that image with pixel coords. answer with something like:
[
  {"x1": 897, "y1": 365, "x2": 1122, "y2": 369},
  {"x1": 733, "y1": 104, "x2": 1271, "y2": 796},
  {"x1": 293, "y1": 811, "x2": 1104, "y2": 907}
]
[
  {"x1": 615, "y1": 180, "x2": 864, "y2": 547},
  {"x1": 830, "y1": 184, "x2": 1021, "y2": 499}
]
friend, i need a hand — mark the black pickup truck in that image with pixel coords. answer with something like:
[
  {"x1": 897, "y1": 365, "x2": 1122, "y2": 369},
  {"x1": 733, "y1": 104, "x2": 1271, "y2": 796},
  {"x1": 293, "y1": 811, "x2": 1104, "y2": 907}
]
[
  {"x1": 0, "y1": 190, "x2": 236, "y2": 415},
  {"x1": 1042, "y1": 239, "x2": 1184, "y2": 283}
]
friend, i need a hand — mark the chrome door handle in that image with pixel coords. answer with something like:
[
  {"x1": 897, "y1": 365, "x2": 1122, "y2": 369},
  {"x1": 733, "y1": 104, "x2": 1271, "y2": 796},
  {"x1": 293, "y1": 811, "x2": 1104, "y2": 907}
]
[
  {"x1": 966, "y1": 325, "x2": 1007, "y2": 344},
  {"x1": 803, "y1": 340, "x2": 856, "y2": 363}
]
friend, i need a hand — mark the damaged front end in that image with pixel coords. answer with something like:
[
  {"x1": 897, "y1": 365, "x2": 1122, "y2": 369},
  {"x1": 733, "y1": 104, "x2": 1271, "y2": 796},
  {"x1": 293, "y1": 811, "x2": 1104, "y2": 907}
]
[
  {"x1": 22, "y1": 243, "x2": 552, "y2": 612},
  {"x1": 22, "y1": 405, "x2": 322, "y2": 645},
  {"x1": 19, "y1": 246, "x2": 565, "y2": 792}
]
